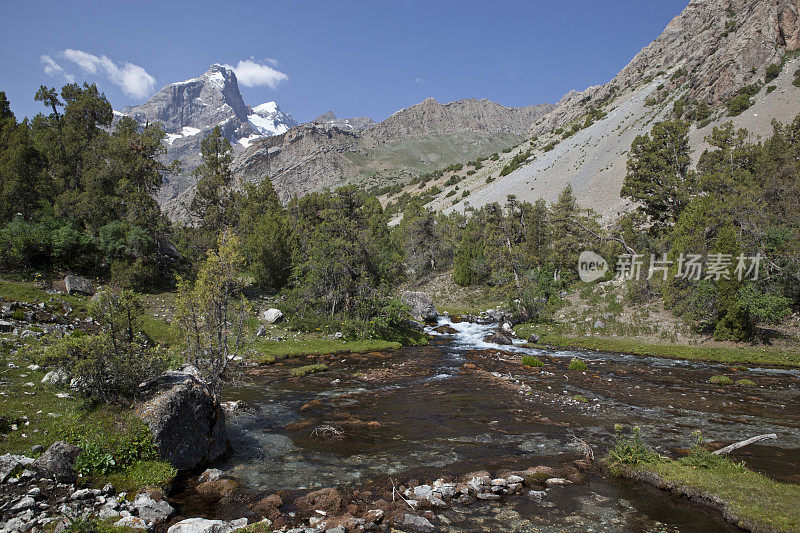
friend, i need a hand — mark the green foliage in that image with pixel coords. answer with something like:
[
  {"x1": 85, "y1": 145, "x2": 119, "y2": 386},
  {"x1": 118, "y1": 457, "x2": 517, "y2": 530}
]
[
  {"x1": 499, "y1": 149, "x2": 532, "y2": 177},
  {"x1": 621, "y1": 120, "x2": 693, "y2": 228},
  {"x1": 190, "y1": 127, "x2": 234, "y2": 240},
  {"x1": 568, "y1": 358, "x2": 588, "y2": 371},
  {"x1": 680, "y1": 431, "x2": 723, "y2": 469},
  {"x1": 726, "y1": 93, "x2": 754, "y2": 116},
  {"x1": 0, "y1": 86, "x2": 176, "y2": 287},
  {"x1": 176, "y1": 231, "x2": 250, "y2": 395},
  {"x1": 44, "y1": 290, "x2": 169, "y2": 404},
  {"x1": 708, "y1": 374, "x2": 734, "y2": 385},
  {"x1": 608, "y1": 425, "x2": 657, "y2": 466},
  {"x1": 764, "y1": 63, "x2": 781, "y2": 83},
  {"x1": 521, "y1": 355, "x2": 544, "y2": 367},
  {"x1": 286, "y1": 187, "x2": 404, "y2": 339},
  {"x1": 735, "y1": 378, "x2": 756, "y2": 387},
  {"x1": 236, "y1": 179, "x2": 291, "y2": 290},
  {"x1": 290, "y1": 363, "x2": 328, "y2": 377}
]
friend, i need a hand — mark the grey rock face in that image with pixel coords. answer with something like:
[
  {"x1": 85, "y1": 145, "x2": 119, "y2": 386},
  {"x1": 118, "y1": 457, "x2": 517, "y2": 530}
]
[
  {"x1": 137, "y1": 370, "x2": 228, "y2": 471},
  {"x1": 134, "y1": 492, "x2": 174, "y2": 524},
  {"x1": 400, "y1": 291, "x2": 438, "y2": 323},
  {"x1": 63, "y1": 275, "x2": 94, "y2": 296},
  {"x1": 32, "y1": 441, "x2": 81, "y2": 483},
  {"x1": 0, "y1": 454, "x2": 34, "y2": 483},
  {"x1": 262, "y1": 308, "x2": 283, "y2": 324}
]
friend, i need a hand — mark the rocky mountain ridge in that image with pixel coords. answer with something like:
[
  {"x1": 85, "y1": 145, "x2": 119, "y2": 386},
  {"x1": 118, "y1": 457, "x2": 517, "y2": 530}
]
[{"x1": 117, "y1": 64, "x2": 296, "y2": 204}]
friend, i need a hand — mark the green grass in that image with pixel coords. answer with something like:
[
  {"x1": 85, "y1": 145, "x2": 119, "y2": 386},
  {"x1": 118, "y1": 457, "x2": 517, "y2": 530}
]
[
  {"x1": 708, "y1": 375, "x2": 734, "y2": 385},
  {"x1": 572, "y1": 394, "x2": 588, "y2": 403},
  {"x1": 735, "y1": 378, "x2": 756, "y2": 387},
  {"x1": 140, "y1": 314, "x2": 182, "y2": 347},
  {"x1": 568, "y1": 358, "x2": 588, "y2": 371},
  {"x1": 290, "y1": 363, "x2": 329, "y2": 377},
  {"x1": 0, "y1": 343, "x2": 175, "y2": 494},
  {"x1": 254, "y1": 338, "x2": 401, "y2": 363},
  {"x1": 521, "y1": 355, "x2": 544, "y2": 367},
  {"x1": 630, "y1": 457, "x2": 800, "y2": 532},
  {"x1": 519, "y1": 326, "x2": 800, "y2": 368},
  {"x1": 0, "y1": 279, "x2": 91, "y2": 319}
]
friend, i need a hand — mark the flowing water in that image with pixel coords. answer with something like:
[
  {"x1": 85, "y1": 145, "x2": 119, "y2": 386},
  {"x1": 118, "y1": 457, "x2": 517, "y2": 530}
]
[{"x1": 194, "y1": 318, "x2": 800, "y2": 531}]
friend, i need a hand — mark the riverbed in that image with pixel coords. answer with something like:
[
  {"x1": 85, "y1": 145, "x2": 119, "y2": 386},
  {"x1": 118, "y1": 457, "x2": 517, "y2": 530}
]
[{"x1": 192, "y1": 318, "x2": 800, "y2": 531}]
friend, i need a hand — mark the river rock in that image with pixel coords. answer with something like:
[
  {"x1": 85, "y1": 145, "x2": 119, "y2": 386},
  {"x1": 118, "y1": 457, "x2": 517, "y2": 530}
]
[
  {"x1": 545, "y1": 477, "x2": 572, "y2": 486},
  {"x1": 134, "y1": 492, "x2": 174, "y2": 524},
  {"x1": 167, "y1": 518, "x2": 236, "y2": 533},
  {"x1": 136, "y1": 370, "x2": 228, "y2": 471},
  {"x1": 527, "y1": 333, "x2": 540, "y2": 343},
  {"x1": 293, "y1": 487, "x2": 343, "y2": 517},
  {"x1": 526, "y1": 490, "x2": 547, "y2": 501},
  {"x1": 0, "y1": 454, "x2": 34, "y2": 482},
  {"x1": 196, "y1": 478, "x2": 238, "y2": 501},
  {"x1": 394, "y1": 513, "x2": 435, "y2": 532},
  {"x1": 519, "y1": 465, "x2": 557, "y2": 485},
  {"x1": 484, "y1": 332, "x2": 512, "y2": 345},
  {"x1": 198, "y1": 468, "x2": 224, "y2": 483},
  {"x1": 253, "y1": 494, "x2": 282, "y2": 519},
  {"x1": 115, "y1": 516, "x2": 148, "y2": 529},
  {"x1": 400, "y1": 291, "x2": 438, "y2": 323},
  {"x1": 63, "y1": 274, "x2": 94, "y2": 296},
  {"x1": 32, "y1": 441, "x2": 80, "y2": 483},
  {"x1": 262, "y1": 308, "x2": 283, "y2": 324},
  {"x1": 41, "y1": 369, "x2": 69, "y2": 385}
]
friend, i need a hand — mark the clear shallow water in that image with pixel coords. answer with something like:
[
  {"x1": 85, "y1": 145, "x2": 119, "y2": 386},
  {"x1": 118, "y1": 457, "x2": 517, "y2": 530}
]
[{"x1": 208, "y1": 318, "x2": 800, "y2": 531}]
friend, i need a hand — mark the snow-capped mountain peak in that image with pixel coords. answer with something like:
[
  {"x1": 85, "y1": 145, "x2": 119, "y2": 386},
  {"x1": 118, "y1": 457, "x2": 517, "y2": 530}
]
[{"x1": 246, "y1": 101, "x2": 297, "y2": 140}]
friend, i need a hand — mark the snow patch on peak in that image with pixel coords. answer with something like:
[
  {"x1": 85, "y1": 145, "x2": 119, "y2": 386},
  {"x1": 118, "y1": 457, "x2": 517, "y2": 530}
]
[{"x1": 253, "y1": 101, "x2": 278, "y2": 114}]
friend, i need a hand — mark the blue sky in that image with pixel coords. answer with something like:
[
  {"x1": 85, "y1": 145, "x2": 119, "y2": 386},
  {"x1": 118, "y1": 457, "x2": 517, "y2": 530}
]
[{"x1": 1, "y1": 1, "x2": 688, "y2": 122}]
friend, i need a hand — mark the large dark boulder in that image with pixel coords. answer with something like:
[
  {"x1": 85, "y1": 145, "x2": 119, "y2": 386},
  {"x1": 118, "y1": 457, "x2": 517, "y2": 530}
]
[
  {"x1": 484, "y1": 332, "x2": 512, "y2": 345},
  {"x1": 136, "y1": 369, "x2": 228, "y2": 471},
  {"x1": 400, "y1": 291, "x2": 438, "y2": 323},
  {"x1": 32, "y1": 441, "x2": 81, "y2": 483}
]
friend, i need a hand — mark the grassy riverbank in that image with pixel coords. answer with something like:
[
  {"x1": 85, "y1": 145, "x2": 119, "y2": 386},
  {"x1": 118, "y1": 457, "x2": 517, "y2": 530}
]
[
  {"x1": 622, "y1": 457, "x2": 800, "y2": 532},
  {"x1": 0, "y1": 344, "x2": 176, "y2": 494},
  {"x1": 516, "y1": 324, "x2": 800, "y2": 368},
  {"x1": 254, "y1": 338, "x2": 402, "y2": 364}
]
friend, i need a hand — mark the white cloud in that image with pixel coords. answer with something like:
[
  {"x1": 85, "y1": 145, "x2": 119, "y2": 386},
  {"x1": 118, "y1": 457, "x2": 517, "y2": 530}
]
[
  {"x1": 41, "y1": 55, "x2": 75, "y2": 82},
  {"x1": 61, "y1": 49, "x2": 155, "y2": 99},
  {"x1": 225, "y1": 59, "x2": 288, "y2": 89}
]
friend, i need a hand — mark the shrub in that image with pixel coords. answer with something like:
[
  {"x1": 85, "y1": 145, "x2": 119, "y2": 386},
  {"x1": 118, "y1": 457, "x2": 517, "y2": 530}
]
[
  {"x1": 568, "y1": 358, "x2": 588, "y2": 371},
  {"x1": 766, "y1": 85, "x2": 777, "y2": 94},
  {"x1": 608, "y1": 425, "x2": 657, "y2": 466},
  {"x1": 522, "y1": 356, "x2": 544, "y2": 367},
  {"x1": 765, "y1": 63, "x2": 781, "y2": 83},
  {"x1": 708, "y1": 374, "x2": 734, "y2": 385},
  {"x1": 726, "y1": 93, "x2": 753, "y2": 116},
  {"x1": 45, "y1": 291, "x2": 169, "y2": 404},
  {"x1": 680, "y1": 431, "x2": 722, "y2": 469}
]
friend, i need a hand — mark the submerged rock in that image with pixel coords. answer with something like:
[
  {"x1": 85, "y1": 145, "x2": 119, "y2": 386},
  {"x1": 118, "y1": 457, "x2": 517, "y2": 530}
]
[
  {"x1": 293, "y1": 487, "x2": 343, "y2": 517},
  {"x1": 394, "y1": 513, "x2": 435, "y2": 532}
]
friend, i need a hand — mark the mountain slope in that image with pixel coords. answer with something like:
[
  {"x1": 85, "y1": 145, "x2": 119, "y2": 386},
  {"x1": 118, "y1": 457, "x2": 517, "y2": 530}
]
[
  {"x1": 399, "y1": 0, "x2": 800, "y2": 220},
  {"x1": 162, "y1": 97, "x2": 553, "y2": 219}
]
